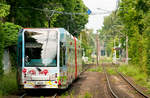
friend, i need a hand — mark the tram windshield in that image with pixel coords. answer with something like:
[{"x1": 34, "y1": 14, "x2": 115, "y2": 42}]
[{"x1": 24, "y1": 29, "x2": 58, "y2": 67}]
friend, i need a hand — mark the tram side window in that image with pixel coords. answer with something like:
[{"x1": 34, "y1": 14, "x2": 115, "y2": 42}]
[
  {"x1": 17, "y1": 32, "x2": 22, "y2": 67},
  {"x1": 60, "y1": 42, "x2": 66, "y2": 67},
  {"x1": 18, "y1": 41, "x2": 22, "y2": 67},
  {"x1": 68, "y1": 48, "x2": 71, "y2": 62}
]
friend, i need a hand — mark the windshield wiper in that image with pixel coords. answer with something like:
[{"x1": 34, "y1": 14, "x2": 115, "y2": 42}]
[{"x1": 36, "y1": 67, "x2": 41, "y2": 72}]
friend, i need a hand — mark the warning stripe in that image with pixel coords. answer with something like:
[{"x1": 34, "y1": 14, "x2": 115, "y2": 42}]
[{"x1": 74, "y1": 37, "x2": 77, "y2": 79}]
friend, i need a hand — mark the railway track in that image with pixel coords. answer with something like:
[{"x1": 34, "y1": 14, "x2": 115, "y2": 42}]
[
  {"x1": 82, "y1": 64, "x2": 96, "y2": 73},
  {"x1": 102, "y1": 63, "x2": 149, "y2": 98},
  {"x1": 20, "y1": 91, "x2": 58, "y2": 98},
  {"x1": 113, "y1": 64, "x2": 149, "y2": 98},
  {"x1": 20, "y1": 93, "x2": 27, "y2": 98},
  {"x1": 102, "y1": 63, "x2": 119, "y2": 98},
  {"x1": 118, "y1": 72, "x2": 149, "y2": 98}
]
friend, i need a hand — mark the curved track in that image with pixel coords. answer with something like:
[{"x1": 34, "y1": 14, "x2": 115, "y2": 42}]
[
  {"x1": 20, "y1": 93, "x2": 27, "y2": 98},
  {"x1": 102, "y1": 63, "x2": 119, "y2": 98},
  {"x1": 103, "y1": 63, "x2": 149, "y2": 98},
  {"x1": 20, "y1": 92, "x2": 57, "y2": 98},
  {"x1": 118, "y1": 70, "x2": 149, "y2": 98}
]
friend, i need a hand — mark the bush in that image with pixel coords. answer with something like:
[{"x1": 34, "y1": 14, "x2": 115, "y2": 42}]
[
  {"x1": 0, "y1": 71, "x2": 18, "y2": 95},
  {"x1": 0, "y1": 21, "x2": 4, "y2": 75},
  {"x1": 2, "y1": 22, "x2": 22, "y2": 48},
  {"x1": 0, "y1": 22, "x2": 21, "y2": 76}
]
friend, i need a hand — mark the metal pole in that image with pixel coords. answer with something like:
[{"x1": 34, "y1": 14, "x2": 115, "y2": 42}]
[
  {"x1": 113, "y1": 39, "x2": 116, "y2": 64},
  {"x1": 98, "y1": 36, "x2": 100, "y2": 62},
  {"x1": 126, "y1": 36, "x2": 128, "y2": 64},
  {"x1": 44, "y1": 10, "x2": 54, "y2": 28},
  {"x1": 48, "y1": 19, "x2": 50, "y2": 28},
  {"x1": 96, "y1": 31, "x2": 99, "y2": 66}
]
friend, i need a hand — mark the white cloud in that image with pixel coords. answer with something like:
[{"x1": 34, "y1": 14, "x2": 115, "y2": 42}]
[{"x1": 83, "y1": 0, "x2": 117, "y2": 33}]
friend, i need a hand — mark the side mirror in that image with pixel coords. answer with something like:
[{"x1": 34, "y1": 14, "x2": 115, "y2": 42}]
[{"x1": 25, "y1": 56, "x2": 29, "y2": 62}]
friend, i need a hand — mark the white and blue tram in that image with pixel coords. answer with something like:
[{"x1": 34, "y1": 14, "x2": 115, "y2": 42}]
[{"x1": 17, "y1": 28, "x2": 82, "y2": 89}]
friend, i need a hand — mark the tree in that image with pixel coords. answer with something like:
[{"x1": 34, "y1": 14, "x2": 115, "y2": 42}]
[
  {"x1": 118, "y1": 0, "x2": 149, "y2": 71},
  {"x1": 0, "y1": 1, "x2": 21, "y2": 75},
  {"x1": 2, "y1": 22, "x2": 21, "y2": 48},
  {"x1": 6, "y1": 0, "x2": 88, "y2": 37},
  {"x1": 53, "y1": 0, "x2": 88, "y2": 37},
  {"x1": 99, "y1": 12, "x2": 125, "y2": 57},
  {"x1": 0, "y1": 1, "x2": 10, "y2": 75},
  {"x1": 100, "y1": 0, "x2": 150, "y2": 76},
  {"x1": 80, "y1": 29, "x2": 95, "y2": 60}
]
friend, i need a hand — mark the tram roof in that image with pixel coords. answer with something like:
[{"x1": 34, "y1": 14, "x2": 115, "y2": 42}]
[{"x1": 23, "y1": 28, "x2": 77, "y2": 41}]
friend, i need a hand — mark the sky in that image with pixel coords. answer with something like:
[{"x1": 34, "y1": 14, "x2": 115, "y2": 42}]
[{"x1": 82, "y1": 0, "x2": 117, "y2": 33}]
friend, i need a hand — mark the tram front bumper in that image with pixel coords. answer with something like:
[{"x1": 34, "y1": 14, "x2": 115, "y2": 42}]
[{"x1": 23, "y1": 80, "x2": 58, "y2": 89}]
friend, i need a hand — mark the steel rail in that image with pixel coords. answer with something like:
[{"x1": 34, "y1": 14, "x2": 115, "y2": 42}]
[
  {"x1": 113, "y1": 64, "x2": 149, "y2": 98},
  {"x1": 52, "y1": 93, "x2": 57, "y2": 98},
  {"x1": 19, "y1": 92, "x2": 57, "y2": 98},
  {"x1": 102, "y1": 64, "x2": 119, "y2": 98},
  {"x1": 81, "y1": 64, "x2": 96, "y2": 73},
  {"x1": 20, "y1": 93, "x2": 27, "y2": 98},
  {"x1": 118, "y1": 72, "x2": 149, "y2": 98}
]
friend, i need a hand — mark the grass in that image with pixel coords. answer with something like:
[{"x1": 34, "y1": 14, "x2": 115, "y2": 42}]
[
  {"x1": 87, "y1": 65, "x2": 102, "y2": 72},
  {"x1": 107, "y1": 67, "x2": 117, "y2": 75},
  {"x1": 61, "y1": 90, "x2": 74, "y2": 98},
  {"x1": 99, "y1": 57, "x2": 112, "y2": 64},
  {"x1": 60, "y1": 90, "x2": 92, "y2": 98},
  {"x1": 0, "y1": 91, "x2": 2, "y2": 98},
  {"x1": 0, "y1": 71, "x2": 18, "y2": 96},
  {"x1": 84, "y1": 92, "x2": 92, "y2": 98},
  {"x1": 118, "y1": 64, "x2": 150, "y2": 94}
]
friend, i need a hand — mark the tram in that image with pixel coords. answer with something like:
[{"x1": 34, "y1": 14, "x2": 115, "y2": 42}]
[{"x1": 17, "y1": 28, "x2": 83, "y2": 89}]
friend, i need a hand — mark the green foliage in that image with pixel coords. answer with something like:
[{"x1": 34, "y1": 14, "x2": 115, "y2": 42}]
[
  {"x1": 54, "y1": 0, "x2": 88, "y2": 37},
  {"x1": 0, "y1": 22, "x2": 21, "y2": 73},
  {"x1": 61, "y1": 91, "x2": 69, "y2": 96},
  {"x1": 61, "y1": 90, "x2": 75, "y2": 98},
  {"x1": 117, "y1": 0, "x2": 150, "y2": 74},
  {"x1": 0, "y1": 2, "x2": 10, "y2": 75},
  {"x1": 0, "y1": 71, "x2": 18, "y2": 95},
  {"x1": 0, "y1": 21, "x2": 4, "y2": 75},
  {"x1": 100, "y1": 0, "x2": 150, "y2": 76},
  {"x1": 0, "y1": 3, "x2": 10, "y2": 17},
  {"x1": 80, "y1": 29, "x2": 96, "y2": 59},
  {"x1": 84, "y1": 92, "x2": 92, "y2": 98},
  {"x1": 6, "y1": 0, "x2": 88, "y2": 37},
  {"x1": 2, "y1": 22, "x2": 22, "y2": 48},
  {"x1": 99, "y1": 12, "x2": 125, "y2": 57},
  {"x1": 0, "y1": 90, "x2": 2, "y2": 98},
  {"x1": 40, "y1": 96, "x2": 44, "y2": 98},
  {"x1": 47, "y1": 7, "x2": 64, "y2": 27},
  {"x1": 7, "y1": 0, "x2": 49, "y2": 27},
  {"x1": 9, "y1": 47, "x2": 17, "y2": 69}
]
